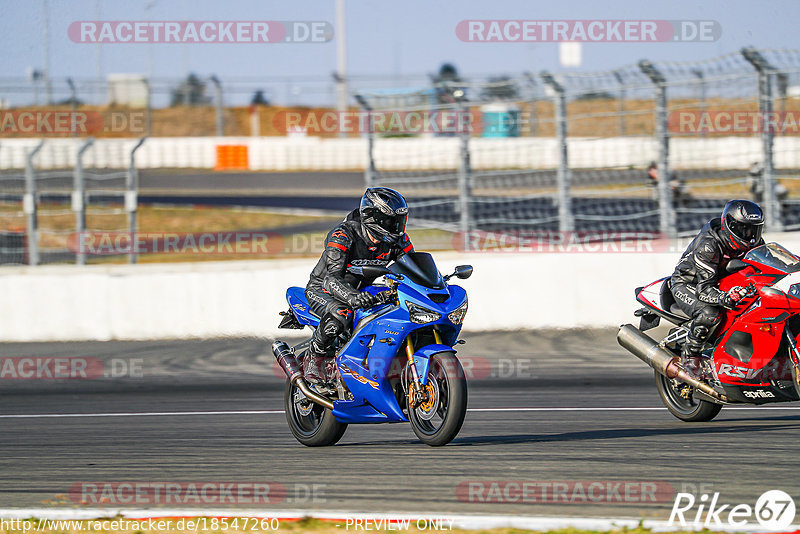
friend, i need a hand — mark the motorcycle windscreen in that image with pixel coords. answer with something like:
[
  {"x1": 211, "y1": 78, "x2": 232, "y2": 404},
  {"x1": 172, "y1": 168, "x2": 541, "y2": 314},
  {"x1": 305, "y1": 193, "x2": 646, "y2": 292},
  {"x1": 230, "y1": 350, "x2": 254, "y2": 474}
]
[
  {"x1": 744, "y1": 243, "x2": 800, "y2": 273},
  {"x1": 389, "y1": 252, "x2": 445, "y2": 289}
]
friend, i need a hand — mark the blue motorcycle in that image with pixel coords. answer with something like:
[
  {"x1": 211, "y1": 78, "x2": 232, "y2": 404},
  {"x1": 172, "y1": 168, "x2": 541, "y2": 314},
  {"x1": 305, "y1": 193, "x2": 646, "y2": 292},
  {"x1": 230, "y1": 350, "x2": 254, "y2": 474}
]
[{"x1": 272, "y1": 252, "x2": 472, "y2": 447}]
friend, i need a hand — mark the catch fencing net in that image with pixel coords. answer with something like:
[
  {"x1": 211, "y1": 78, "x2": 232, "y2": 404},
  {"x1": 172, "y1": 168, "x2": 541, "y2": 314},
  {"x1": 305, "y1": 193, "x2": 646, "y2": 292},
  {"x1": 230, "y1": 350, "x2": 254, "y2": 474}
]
[{"x1": 358, "y1": 48, "x2": 800, "y2": 245}]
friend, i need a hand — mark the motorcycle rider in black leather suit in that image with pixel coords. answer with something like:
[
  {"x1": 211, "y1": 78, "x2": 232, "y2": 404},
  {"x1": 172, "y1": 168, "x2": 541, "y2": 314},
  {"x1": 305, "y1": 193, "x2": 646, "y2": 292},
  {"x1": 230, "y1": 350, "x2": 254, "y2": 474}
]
[
  {"x1": 670, "y1": 199, "x2": 765, "y2": 377},
  {"x1": 304, "y1": 187, "x2": 413, "y2": 387}
]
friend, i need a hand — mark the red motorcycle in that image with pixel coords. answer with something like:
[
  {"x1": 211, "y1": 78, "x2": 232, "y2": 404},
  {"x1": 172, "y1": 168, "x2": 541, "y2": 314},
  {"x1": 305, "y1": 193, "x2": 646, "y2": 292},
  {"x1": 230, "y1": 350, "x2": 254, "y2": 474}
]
[{"x1": 618, "y1": 242, "x2": 800, "y2": 422}]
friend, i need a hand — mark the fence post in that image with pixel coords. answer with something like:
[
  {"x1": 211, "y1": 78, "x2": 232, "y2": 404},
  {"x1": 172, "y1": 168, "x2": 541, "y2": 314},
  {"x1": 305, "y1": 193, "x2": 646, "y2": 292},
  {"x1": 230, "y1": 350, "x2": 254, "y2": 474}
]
[
  {"x1": 355, "y1": 94, "x2": 376, "y2": 188},
  {"x1": 456, "y1": 98, "x2": 472, "y2": 251},
  {"x1": 210, "y1": 75, "x2": 224, "y2": 136},
  {"x1": 639, "y1": 60, "x2": 674, "y2": 238},
  {"x1": 145, "y1": 78, "x2": 153, "y2": 137},
  {"x1": 691, "y1": 69, "x2": 707, "y2": 138},
  {"x1": 523, "y1": 72, "x2": 538, "y2": 137},
  {"x1": 127, "y1": 137, "x2": 147, "y2": 264},
  {"x1": 742, "y1": 47, "x2": 781, "y2": 232},
  {"x1": 613, "y1": 70, "x2": 626, "y2": 136},
  {"x1": 73, "y1": 137, "x2": 94, "y2": 265},
  {"x1": 24, "y1": 140, "x2": 45, "y2": 266},
  {"x1": 541, "y1": 72, "x2": 573, "y2": 233},
  {"x1": 67, "y1": 77, "x2": 78, "y2": 138}
]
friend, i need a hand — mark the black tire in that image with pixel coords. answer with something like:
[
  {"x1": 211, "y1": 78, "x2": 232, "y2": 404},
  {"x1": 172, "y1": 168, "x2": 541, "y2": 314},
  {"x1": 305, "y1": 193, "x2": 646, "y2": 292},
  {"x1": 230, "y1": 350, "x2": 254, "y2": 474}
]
[
  {"x1": 408, "y1": 352, "x2": 468, "y2": 446},
  {"x1": 654, "y1": 370, "x2": 722, "y2": 422},
  {"x1": 284, "y1": 381, "x2": 347, "y2": 447}
]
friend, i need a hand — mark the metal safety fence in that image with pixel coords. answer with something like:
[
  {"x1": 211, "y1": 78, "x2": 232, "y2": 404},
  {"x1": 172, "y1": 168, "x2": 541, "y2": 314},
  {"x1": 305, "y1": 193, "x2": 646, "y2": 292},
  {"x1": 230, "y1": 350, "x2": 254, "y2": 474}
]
[
  {"x1": 358, "y1": 48, "x2": 800, "y2": 246},
  {"x1": 0, "y1": 138, "x2": 145, "y2": 265}
]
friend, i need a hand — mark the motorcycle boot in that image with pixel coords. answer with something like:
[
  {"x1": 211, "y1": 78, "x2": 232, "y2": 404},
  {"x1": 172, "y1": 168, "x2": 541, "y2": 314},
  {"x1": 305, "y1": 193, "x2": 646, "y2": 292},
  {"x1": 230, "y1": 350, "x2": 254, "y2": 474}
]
[
  {"x1": 679, "y1": 326, "x2": 710, "y2": 380},
  {"x1": 303, "y1": 340, "x2": 329, "y2": 384},
  {"x1": 303, "y1": 340, "x2": 338, "y2": 396}
]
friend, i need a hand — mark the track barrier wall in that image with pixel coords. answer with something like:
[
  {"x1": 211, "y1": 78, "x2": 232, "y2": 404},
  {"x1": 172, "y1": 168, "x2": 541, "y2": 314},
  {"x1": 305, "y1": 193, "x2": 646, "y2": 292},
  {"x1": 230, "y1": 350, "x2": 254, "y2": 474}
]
[
  {"x1": 3, "y1": 232, "x2": 800, "y2": 341},
  {"x1": 4, "y1": 136, "x2": 800, "y2": 171}
]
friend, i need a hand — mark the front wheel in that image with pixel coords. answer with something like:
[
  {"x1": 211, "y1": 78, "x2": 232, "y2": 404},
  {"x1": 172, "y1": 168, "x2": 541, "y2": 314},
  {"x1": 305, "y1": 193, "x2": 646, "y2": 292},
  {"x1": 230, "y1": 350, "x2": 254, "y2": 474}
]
[
  {"x1": 284, "y1": 381, "x2": 347, "y2": 446},
  {"x1": 654, "y1": 370, "x2": 722, "y2": 422},
  {"x1": 407, "y1": 352, "x2": 468, "y2": 446}
]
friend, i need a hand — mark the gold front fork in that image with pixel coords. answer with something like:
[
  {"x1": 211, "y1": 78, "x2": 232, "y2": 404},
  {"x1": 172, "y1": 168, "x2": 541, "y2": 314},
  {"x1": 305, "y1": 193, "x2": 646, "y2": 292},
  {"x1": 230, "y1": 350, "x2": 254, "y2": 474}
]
[
  {"x1": 405, "y1": 336, "x2": 423, "y2": 408},
  {"x1": 407, "y1": 329, "x2": 442, "y2": 409},
  {"x1": 433, "y1": 328, "x2": 443, "y2": 345}
]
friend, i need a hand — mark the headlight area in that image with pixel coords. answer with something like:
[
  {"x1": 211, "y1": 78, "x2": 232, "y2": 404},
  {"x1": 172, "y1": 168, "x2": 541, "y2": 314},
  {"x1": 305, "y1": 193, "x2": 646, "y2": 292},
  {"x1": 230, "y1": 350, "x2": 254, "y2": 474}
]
[
  {"x1": 407, "y1": 301, "x2": 442, "y2": 324},
  {"x1": 790, "y1": 284, "x2": 800, "y2": 298},
  {"x1": 448, "y1": 298, "x2": 468, "y2": 325}
]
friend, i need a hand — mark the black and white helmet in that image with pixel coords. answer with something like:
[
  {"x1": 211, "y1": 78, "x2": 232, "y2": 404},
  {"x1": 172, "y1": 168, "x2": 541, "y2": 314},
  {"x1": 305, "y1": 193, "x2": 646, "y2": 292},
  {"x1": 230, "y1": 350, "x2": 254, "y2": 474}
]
[
  {"x1": 359, "y1": 187, "x2": 408, "y2": 245},
  {"x1": 720, "y1": 199, "x2": 764, "y2": 256}
]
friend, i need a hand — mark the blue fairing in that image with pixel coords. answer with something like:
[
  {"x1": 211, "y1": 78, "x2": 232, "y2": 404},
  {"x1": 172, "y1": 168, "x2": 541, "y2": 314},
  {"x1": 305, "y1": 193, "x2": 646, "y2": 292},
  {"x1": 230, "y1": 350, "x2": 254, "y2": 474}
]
[
  {"x1": 286, "y1": 287, "x2": 319, "y2": 327},
  {"x1": 287, "y1": 263, "x2": 468, "y2": 425}
]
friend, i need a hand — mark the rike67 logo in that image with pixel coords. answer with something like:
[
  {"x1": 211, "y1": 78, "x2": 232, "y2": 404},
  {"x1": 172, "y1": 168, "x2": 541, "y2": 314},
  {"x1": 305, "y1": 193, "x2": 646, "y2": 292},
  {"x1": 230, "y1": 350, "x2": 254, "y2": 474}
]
[{"x1": 670, "y1": 490, "x2": 796, "y2": 530}]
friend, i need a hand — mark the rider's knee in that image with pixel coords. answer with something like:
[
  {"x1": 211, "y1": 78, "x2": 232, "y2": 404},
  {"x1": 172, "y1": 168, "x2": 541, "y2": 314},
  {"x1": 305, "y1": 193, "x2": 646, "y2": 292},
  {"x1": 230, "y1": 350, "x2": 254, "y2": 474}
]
[
  {"x1": 695, "y1": 306, "x2": 722, "y2": 327},
  {"x1": 319, "y1": 313, "x2": 345, "y2": 337},
  {"x1": 319, "y1": 307, "x2": 353, "y2": 339}
]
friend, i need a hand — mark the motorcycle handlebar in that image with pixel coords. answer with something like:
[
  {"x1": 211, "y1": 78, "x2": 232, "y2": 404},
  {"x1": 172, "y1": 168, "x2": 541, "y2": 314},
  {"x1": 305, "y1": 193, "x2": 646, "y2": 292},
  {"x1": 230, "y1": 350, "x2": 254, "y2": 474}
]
[
  {"x1": 375, "y1": 287, "x2": 397, "y2": 305},
  {"x1": 745, "y1": 283, "x2": 758, "y2": 298},
  {"x1": 352, "y1": 287, "x2": 397, "y2": 310}
]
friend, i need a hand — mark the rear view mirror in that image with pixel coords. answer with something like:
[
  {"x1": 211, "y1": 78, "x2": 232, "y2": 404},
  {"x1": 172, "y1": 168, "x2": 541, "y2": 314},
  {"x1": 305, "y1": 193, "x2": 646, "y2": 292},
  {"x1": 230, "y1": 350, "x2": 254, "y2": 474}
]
[{"x1": 445, "y1": 265, "x2": 473, "y2": 281}]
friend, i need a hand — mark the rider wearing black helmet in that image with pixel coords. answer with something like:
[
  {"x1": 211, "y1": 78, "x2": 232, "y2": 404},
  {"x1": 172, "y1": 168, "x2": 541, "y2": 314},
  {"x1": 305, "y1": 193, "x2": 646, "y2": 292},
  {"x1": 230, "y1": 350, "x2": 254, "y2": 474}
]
[
  {"x1": 304, "y1": 187, "x2": 413, "y2": 386},
  {"x1": 670, "y1": 199, "x2": 765, "y2": 377}
]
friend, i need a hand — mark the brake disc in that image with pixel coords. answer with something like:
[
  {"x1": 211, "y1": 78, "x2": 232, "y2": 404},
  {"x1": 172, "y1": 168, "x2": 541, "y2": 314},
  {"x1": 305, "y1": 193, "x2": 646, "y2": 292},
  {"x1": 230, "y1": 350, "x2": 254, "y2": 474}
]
[
  {"x1": 294, "y1": 389, "x2": 314, "y2": 416},
  {"x1": 415, "y1": 378, "x2": 440, "y2": 421}
]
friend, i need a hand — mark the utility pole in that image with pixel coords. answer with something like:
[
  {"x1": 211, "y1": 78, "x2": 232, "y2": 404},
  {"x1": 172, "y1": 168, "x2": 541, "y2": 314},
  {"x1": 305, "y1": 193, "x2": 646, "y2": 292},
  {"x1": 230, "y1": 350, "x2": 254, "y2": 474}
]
[
  {"x1": 42, "y1": 0, "x2": 53, "y2": 105},
  {"x1": 335, "y1": 0, "x2": 348, "y2": 137}
]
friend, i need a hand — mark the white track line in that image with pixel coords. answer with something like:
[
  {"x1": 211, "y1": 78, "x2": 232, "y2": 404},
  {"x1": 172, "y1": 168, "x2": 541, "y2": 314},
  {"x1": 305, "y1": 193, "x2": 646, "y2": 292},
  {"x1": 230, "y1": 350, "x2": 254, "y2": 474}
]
[
  {"x1": 2, "y1": 406, "x2": 800, "y2": 419},
  {"x1": 0, "y1": 410, "x2": 283, "y2": 419},
  {"x1": 470, "y1": 406, "x2": 800, "y2": 411},
  {"x1": 0, "y1": 508, "x2": 793, "y2": 533}
]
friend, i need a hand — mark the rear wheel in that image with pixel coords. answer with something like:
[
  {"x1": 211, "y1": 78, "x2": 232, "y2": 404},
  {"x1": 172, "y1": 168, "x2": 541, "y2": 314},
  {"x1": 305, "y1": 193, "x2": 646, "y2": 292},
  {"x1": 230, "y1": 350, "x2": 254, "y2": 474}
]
[
  {"x1": 284, "y1": 381, "x2": 347, "y2": 446},
  {"x1": 408, "y1": 352, "x2": 468, "y2": 446},
  {"x1": 654, "y1": 370, "x2": 722, "y2": 422}
]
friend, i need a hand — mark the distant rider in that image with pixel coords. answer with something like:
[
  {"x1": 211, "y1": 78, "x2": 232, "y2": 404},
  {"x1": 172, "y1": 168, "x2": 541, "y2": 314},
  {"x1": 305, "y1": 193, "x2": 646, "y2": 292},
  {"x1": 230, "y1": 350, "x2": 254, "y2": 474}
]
[
  {"x1": 304, "y1": 187, "x2": 413, "y2": 387},
  {"x1": 670, "y1": 200, "x2": 764, "y2": 377}
]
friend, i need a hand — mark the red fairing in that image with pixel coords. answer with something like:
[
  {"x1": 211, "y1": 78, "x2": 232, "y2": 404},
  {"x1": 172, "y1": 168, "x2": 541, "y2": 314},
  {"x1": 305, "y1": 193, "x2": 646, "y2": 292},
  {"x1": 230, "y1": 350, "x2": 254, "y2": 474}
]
[
  {"x1": 636, "y1": 244, "x2": 800, "y2": 391},
  {"x1": 712, "y1": 264, "x2": 800, "y2": 387}
]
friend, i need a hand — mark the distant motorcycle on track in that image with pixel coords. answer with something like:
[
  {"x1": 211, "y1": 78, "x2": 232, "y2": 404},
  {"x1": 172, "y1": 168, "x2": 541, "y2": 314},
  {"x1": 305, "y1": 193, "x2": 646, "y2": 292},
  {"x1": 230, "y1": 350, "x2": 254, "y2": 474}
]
[
  {"x1": 272, "y1": 252, "x2": 472, "y2": 447},
  {"x1": 618, "y1": 242, "x2": 800, "y2": 422}
]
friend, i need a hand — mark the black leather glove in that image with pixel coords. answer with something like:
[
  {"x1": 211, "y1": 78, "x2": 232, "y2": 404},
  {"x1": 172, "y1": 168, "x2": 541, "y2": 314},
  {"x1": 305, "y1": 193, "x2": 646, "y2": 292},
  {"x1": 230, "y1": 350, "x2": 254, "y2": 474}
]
[{"x1": 349, "y1": 292, "x2": 377, "y2": 309}]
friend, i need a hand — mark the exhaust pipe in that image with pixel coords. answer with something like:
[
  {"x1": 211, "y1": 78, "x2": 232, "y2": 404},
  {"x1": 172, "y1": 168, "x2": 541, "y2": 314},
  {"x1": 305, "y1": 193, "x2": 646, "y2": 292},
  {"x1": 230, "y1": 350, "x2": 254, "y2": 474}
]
[
  {"x1": 617, "y1": 324, "x2": 728, "y2": 403},
  {"x1": 272, "y1": 341, "x2": 334, "y2": 410}
]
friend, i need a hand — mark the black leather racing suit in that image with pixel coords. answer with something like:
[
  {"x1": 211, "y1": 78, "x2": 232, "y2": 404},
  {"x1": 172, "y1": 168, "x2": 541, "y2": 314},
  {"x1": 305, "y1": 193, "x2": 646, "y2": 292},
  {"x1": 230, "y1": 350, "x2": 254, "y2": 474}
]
[
  {"x1": 305, "y1": 209, "x2": 413, "y2": 359},
  {"x1": 670, "y1": 217, "x2": 761, "y2": 357}
]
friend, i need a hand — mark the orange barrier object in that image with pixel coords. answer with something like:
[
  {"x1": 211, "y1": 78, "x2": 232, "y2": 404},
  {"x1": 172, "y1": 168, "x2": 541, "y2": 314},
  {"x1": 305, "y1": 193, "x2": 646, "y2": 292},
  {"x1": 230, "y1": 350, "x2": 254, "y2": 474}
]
[{"x1": 215, "y1": 145, "x2": 249, "y2": 170}]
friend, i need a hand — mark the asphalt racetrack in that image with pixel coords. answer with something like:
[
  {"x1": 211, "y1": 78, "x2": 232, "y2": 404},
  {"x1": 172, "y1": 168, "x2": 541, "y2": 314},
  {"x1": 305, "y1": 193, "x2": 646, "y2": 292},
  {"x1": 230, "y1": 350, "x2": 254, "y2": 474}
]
[{"x1": 2, "y1": 329, "x2": 800, "y2": 519}]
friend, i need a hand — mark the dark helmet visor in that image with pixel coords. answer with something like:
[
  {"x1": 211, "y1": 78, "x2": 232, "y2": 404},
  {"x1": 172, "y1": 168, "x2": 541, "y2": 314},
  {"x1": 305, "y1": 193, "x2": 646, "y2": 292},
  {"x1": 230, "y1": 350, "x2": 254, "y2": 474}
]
[
  {"x1": 372, "y1": 210, "x2": 407, "y2": 236},
  {"x1": 726, "y1": 214, "x2": 763, "y2": 243}
]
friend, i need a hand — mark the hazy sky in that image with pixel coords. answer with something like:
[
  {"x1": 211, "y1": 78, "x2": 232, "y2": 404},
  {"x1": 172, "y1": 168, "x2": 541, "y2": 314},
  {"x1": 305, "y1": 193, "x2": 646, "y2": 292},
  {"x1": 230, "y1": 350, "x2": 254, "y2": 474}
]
[{"x1": 1, "y1": 0, "x2": 799, "y2": 105}]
